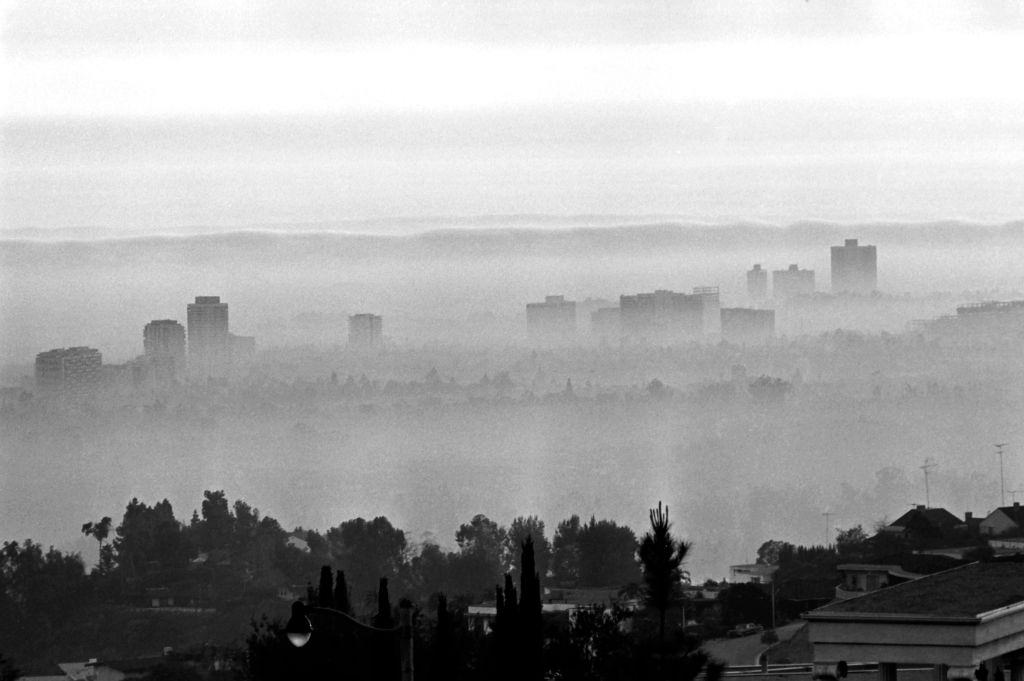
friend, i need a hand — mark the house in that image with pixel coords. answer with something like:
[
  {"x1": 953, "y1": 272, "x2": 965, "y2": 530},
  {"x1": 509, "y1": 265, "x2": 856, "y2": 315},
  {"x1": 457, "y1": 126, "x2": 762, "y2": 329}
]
[
  {"x1": 884, "y1": 505, "x2": 963, "y2": 541},
  {"x1": 834, "y1": 563, "x2": 924, "y2": 599},
  {"x1": 729, "y1": 563, "x2": 778, "y2": 584},
  {"x1": 806, "y1": 557, "x2": 1024, "y2": 677},
  {"x1": 979, "y1": 502, "x2": 1024, "y2": 536}
]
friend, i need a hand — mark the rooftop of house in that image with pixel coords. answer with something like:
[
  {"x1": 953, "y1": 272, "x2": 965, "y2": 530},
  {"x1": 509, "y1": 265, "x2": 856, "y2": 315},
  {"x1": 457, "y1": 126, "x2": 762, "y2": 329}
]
[
  {"x1": 889, "y1": 506, "x2": 962, "y2": 529},
  {"x1": 986, "y1": 503, "x2": 1024, "y2": 525},
  {"x1": 812, "y1": 558, "x2": 1024, "y2": 618}
]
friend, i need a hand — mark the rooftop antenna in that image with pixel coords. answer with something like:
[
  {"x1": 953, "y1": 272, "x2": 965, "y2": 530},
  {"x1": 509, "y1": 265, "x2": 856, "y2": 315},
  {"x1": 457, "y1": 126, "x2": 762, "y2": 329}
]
[
  {"x1": 823, "y1": 511, "x2": 836, "y2": 548},
  {"x1": 995, "y1": 444, "x2": 1009, "y2": 507},
  {"x1": 920, "y1": 458, "x2": 938, "y2": 508},
  {"x1": 1008, "y1": 489, "x2": 1023, "y2": 503}
]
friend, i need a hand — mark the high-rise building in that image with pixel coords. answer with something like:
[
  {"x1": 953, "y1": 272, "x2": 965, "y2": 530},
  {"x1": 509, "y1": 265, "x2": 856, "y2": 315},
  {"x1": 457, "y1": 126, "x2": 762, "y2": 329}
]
[
  {"x1": 693, "y1": 286, "x2": 721, "y2": 336},
  {"x1": 187, "y1": 296, "x2": 230, "y2": 379},
  {"x1": 526, "y1": 295, "x2": 577, "y2": 342},
  {"x1": 143, "y1": 319, "x2": 186, "y2": 381},
  {"x1": 721, "y1": 308, "x2": 775, "y2": 345},
  {"x1": 620, "y1": 289, "x2": 705, "y2": 342},
  {"x1": 747, "y1": 264, "x2": 768, "y2": 300},
  {"x1": 349, "y1": 313, "x2": 384, "y2": 350},
  {"x1": 35, "y1": 347, "x2": 103, "y2": 395},
  {"x1": 772, "y1": 264, "x2": 815, "y2": 299},
  {"x1": 831, "y1": 238, "x2": 877, "y2": 294}
]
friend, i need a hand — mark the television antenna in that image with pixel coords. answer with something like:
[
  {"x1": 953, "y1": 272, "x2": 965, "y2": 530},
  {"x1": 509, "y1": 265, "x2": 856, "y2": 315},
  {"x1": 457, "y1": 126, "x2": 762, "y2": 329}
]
[
  {"x1": 823, "y1": 511, "x2": 836, "y2": 547},
  {"x1": 920, "y1": 458, "x2": 938, "y2": 508},
  {"x1": 995, "y1": 444, "x2": 1009, "y2": 507}
]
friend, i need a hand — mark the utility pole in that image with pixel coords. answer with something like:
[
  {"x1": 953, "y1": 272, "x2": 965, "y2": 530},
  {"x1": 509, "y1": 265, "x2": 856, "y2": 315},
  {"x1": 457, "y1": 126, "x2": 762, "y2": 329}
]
[
  {"x1": 920, "y1": 458, "x2": 938, "y2": 508},
  {"x1": 823, "y1": 511, "x2": 835, "y2": 548},
  {"x1": 996, "y1": 443, "x2": 1008, "y2": 507}
]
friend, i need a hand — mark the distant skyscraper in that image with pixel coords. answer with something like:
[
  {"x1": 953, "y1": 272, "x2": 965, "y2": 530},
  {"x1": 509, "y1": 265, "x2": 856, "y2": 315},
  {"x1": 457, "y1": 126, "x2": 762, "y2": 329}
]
[
  {"x1": 187, "y1": 296, "x2": 230, "y2": 379},
  {"x1": 772, "y1": 265, "x2": 815, "y2": 299},
  {"x1": 619, "y1": 289, "x2": 705, "y2": 342},
  {"x1": 349, "y1": 313, "x2": 384, "y2": 350},
  {"x1": 693, "y1": 287, "x2": 721, "y2": 336},
  {"x1": 35, "y1": 347, "x2": 102, "y2": 395},
  {"x1": 747, "y1": 264, "x2": 768, "y2": 300},
  {"x1": 526, "y1": 295, "x2": 576, "y2": 342},
  {"x1": 143, "y1": 319, "x2": 186, "y2": 380},
  {"x1": 831, "y1": 238, "x2": 877, "y2": 294}
]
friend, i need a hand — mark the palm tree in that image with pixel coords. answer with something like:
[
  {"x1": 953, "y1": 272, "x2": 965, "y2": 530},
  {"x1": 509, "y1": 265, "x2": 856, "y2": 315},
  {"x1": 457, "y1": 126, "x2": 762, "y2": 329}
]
[{"x1": 638, "y1": 501, "x2": 690, "y2": 648}]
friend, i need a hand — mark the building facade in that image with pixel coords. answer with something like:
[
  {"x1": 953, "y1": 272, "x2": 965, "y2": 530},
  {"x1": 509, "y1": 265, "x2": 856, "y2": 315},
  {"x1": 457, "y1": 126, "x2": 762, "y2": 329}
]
[
  {"x1": 773, "y1": 264, "x2": 815, "y2": 299},
  {"x1": 747, "y1": 264, "x2": 768, "y2": 300},
  {"x1": 187, "y1": 296, "x2": 230, "y2": 380},
  {"x1": 35, "y1": 346, "x2": 103, "y2": 395},
  {"x1": 619, "y1": 289, "x2": 705, "y2": 342},
  {"x1": 526, "y1": 295, "x2": 577, "y2": 342},
  {"x1": 143, "y1": 319, "x2": 187, "y2": 381},
  {"x1": 831, "y1": 238, "x2": 877, "y2": 294},
  {"x1": 348, "y1": 313, "x2": 384, "y2": 350}
]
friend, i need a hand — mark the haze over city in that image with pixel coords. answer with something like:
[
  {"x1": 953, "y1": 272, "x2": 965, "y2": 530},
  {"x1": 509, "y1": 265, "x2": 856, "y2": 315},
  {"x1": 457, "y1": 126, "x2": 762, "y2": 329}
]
[{"x1": 2, "y1": 1, "x2": 1024, "y2": 678}]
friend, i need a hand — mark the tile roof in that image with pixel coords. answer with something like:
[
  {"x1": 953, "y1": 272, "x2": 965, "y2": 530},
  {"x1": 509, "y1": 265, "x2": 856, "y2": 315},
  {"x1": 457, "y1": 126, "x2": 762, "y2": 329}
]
[{"x1": 812, "y1": 559, "x2": 1024, "y2": 618}]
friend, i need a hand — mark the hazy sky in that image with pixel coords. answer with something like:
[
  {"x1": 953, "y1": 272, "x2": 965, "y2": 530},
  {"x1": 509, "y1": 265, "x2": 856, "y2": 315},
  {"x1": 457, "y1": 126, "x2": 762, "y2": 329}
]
[
  {"x1": 4, "y1": 0, "x2": 1024, "y2": 117},
  {"x1": 3, "y1": 1, "x2": 1024, "y2": 229}
]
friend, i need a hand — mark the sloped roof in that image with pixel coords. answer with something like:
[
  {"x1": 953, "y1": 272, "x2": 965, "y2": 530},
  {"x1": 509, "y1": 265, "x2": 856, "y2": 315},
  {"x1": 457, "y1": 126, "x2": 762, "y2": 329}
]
[
  {"x1": 986, "y1": 505, "x2": 1024, "y2": 528},
  {"x1": 889, "y1": 506, "x2": 962, "y2": 529},
  {"x1": 810, "y1": 559, "x2": 1024, "y2": 618}
]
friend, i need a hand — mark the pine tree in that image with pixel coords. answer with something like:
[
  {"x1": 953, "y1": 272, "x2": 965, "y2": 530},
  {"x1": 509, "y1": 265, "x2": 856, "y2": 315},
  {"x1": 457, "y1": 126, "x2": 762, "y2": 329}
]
[
  {"x1": 373, "y1": 577, "x2": 393, "y2": 628},
  {"x1": 638, "y1": 501, "x2": 690, "y2": 648},
  {"x1": 519, "y1": 536, "x2": 544, "y2": 681},
  {"x1": 318, "y1": 565, "x2": 334, "y2": 607}
]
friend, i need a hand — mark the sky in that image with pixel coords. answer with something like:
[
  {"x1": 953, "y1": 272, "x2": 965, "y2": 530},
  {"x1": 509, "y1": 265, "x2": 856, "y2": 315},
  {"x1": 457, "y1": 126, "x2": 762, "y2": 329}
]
[
  {"x1": 2, "y1": 1, "x2": 1024, "y2": 229},
  {"x1": 4, "y1": 0, "x2": 1024, "y2": 117}
]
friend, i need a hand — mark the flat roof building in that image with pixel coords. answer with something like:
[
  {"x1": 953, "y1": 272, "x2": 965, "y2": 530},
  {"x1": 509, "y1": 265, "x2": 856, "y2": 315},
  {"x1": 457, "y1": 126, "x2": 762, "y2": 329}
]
[
  {"x1": 526, "y1": 295, "x2": 576, "y2": 343},
  {"x1": 747, "y1": 264, "x2": 768, "y2": 300},
  {"x1": 349, "y1": 313, "x2": 383, "y2": 350},
  {"x1": 619, "y1": 289, "x2": 705, "y2": 343},
  {"x1": 831, "y1": 238, "x2": 877, "y2": 294},
  {"x1": 187, "y1": 296, "x2": 230, "y2": 380},
  {"x1": 35, "y1": 346, "x2": 102, "y2": 395},
  {"x1": 773, "y1": 264, "x2": 815, "y2": 299},
  {"x1": 143, "y1": 319, "x2": 186, "y2": 381}
]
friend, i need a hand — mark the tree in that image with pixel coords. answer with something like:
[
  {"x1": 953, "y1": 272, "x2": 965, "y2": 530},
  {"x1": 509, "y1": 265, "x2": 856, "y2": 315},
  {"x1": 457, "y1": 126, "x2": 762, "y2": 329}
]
[
  {"x1": 756, "y1": 539, "x2": 793, "y2": 566},
  {"x1": 373, "y1": 577, "x2": 393, "y2": 628},
  {"x1": 552, "y1": 515, "x2": 639, "y2": 588},
  {"x1": 835, "y1": 525, "x2": 870, "y2": 561},
  {"x1": 317, "y1": 565, "x2": 333, "y2": 607},
  {"x1": 638, "y1": 502, "x2": 690, "y2": 647},
  {"x1": 327, "y1": 517, "x2": 407, "y2": 610},
  {"x1": 518, "y1": 536, "x2": 543, "y2": 681},
  {"x1": 551, "y1": 515, "x2": 582, "y2": 586},
  {"x1": 452, "y1": 514, "x2": 508, "y2": 598},
  {"x1": 334, "y1": 569, "x2": 351, "y2": 614},
  {"x1": 506, "y1": 516, "x2": 551, "y2": 579},
  {"x1": 81, "y1": 516, "x2": 114, "y2": 574}
]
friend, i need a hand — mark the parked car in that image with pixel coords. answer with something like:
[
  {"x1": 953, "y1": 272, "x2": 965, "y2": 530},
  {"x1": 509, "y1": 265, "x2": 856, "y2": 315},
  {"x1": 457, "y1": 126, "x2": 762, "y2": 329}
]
[{"x1": 727, "y1": 622, "x2": 765, "y2": 637}]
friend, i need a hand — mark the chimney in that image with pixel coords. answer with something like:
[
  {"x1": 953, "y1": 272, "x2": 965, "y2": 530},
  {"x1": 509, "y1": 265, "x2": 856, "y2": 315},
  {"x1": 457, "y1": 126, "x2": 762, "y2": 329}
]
[
  {"x1": 845, "y1": 238, "x2": 858, "y2": 247},
  {"x1": 916, "y1": 505, "x2": 925, "y2": 511},
  {"x1": 1015, "y1": 502, "x2": 1020, "y2": 508},
  {"x1": 965, "y1": 512, "x2": 973, "y2": 521}
]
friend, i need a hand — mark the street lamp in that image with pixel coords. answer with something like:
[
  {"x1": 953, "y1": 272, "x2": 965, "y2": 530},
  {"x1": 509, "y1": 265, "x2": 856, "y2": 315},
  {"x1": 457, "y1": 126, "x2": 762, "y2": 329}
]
[
  {"x1": 284, "y1": 599, "x2": 414, "y2": 681},
  {"x1": 285, "y1": 601, "x2": 313, "y2": 648}
]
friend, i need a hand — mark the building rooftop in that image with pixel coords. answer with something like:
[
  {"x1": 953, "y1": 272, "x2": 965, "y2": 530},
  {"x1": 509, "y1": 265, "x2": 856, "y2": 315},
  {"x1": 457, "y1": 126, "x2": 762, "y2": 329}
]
[{"x1": 813, "y1": 559, "x2": 1024, "y2": 618}]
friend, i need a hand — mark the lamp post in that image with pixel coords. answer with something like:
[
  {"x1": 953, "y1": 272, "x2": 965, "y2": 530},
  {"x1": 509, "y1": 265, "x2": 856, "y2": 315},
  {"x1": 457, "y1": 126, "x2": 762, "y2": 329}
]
[{"x1": 286, "y1": 599, "x2": 414, "y2": 681}]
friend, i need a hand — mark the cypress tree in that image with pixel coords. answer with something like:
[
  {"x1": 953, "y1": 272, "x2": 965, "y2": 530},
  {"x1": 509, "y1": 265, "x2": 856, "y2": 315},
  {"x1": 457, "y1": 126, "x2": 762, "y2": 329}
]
[
  {"x1": 373, "y1": 577, "x2": 393, "y2": 628},
  {"x1": 318, "y1": 565, "x2": 334, "y2": 607},
  {"x1": 334, "y1": 569, "x2": 351, "y2": 614},
  {"x1": 519, "y1": 536, "x2": 544, "y2": 681}
]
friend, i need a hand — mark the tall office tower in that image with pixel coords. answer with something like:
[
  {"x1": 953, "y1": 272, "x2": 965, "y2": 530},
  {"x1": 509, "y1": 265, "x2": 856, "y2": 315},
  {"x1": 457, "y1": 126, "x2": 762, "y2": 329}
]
[
  {"x1": 143, "y1": 319, "x2": 187, "y2": 381},
  {"x1": 693, "y1": 286, "x2": 721, "y2": 336},
  {"x1": 721, "y1": 308, "x2": 775, "y2": 345},
  {"x1": 187, "y1": 296, "x2": 230, "y2": 379},
  {"x1": 831, "y1": 238, "x2": 877, "y2": 294},
  {"x1": 747, "y1": 264, "x2": 768, "y2": 300},
  {"x1": 772, "y1": 264, "x2": 816, "y2": 299},
  {"x1": 619, "y1": 289, "x2": 704, "y2": 342},
  {"x1": 35, "y1": 347, "x2": 103, "y2": 395},
  {"x1": 526, "y1": 295, "x2": 577, "y2": 342},
  {"x1": 348, "y1": 313, "x2": 384, "y2": 350}
]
